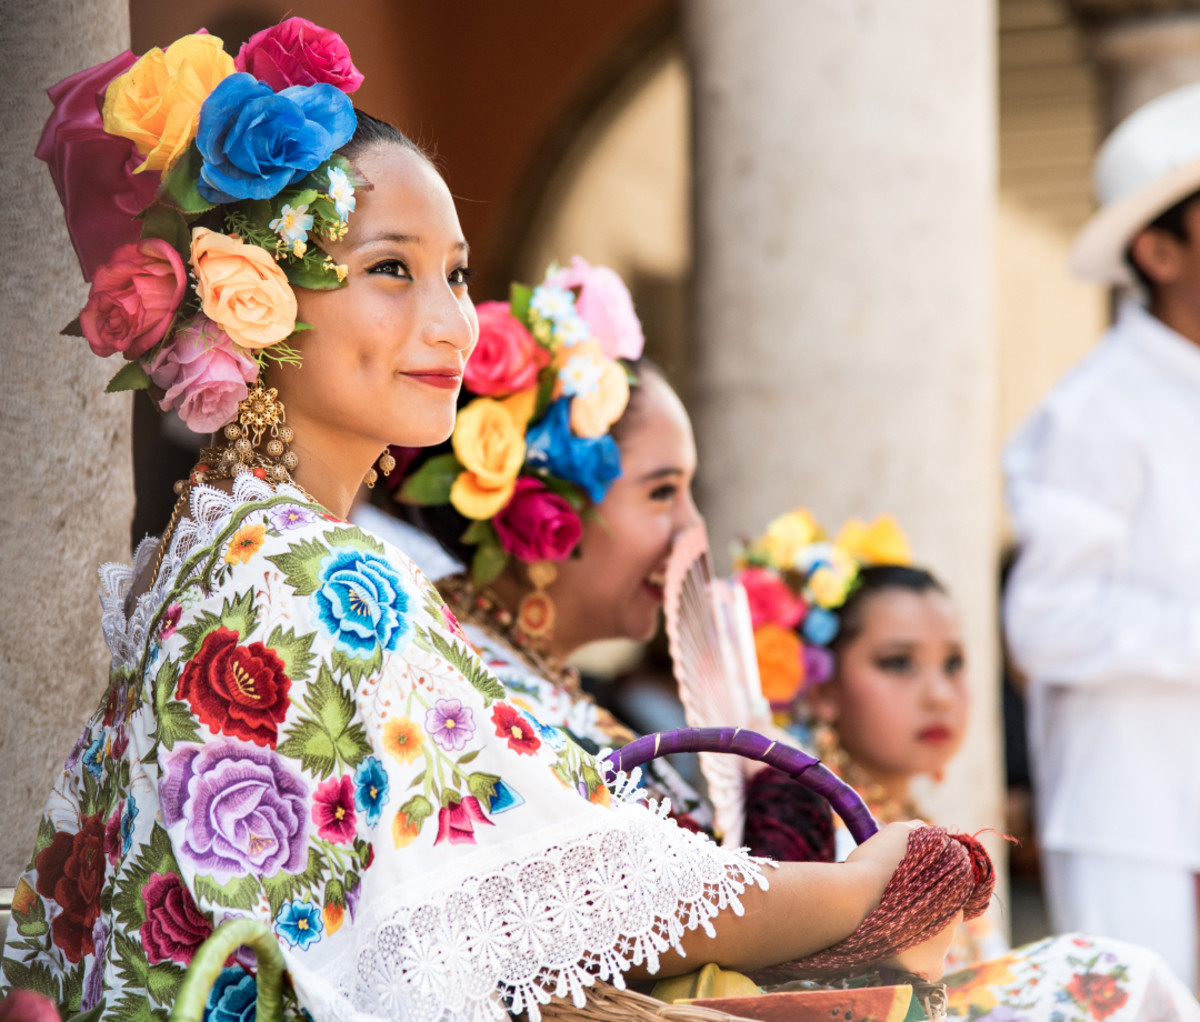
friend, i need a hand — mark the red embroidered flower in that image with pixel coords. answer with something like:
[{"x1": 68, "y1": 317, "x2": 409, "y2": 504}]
[
  {"x1": 34, "y1": 815, "x2": 106, "y2": 963},
  {"x1": 176, "y1": 627, "x2": 291, "y2": 747},
  {"x1": 434, "y1": 796, "x2": 494, "y2": 846},
  {"x1": 491, "y1": 703, "x2": 542, "y2": 756},
  {"x1": 312, "y1": 775, "x2": 357, "y2": 844},
  {"x1": 1066, "y1": 972, "x2": 1129, "y2": 1021},
  {"x1": 140, "y1": 872, "x2": 213, "y2": 965}
]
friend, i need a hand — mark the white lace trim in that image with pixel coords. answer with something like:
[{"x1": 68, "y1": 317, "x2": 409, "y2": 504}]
[
  {"x1": 297, "y1": 797, "x2": 769, "y2": 1022},
  {"x1": 98, "y1": 475, "x2": 310, "y2": 669}
]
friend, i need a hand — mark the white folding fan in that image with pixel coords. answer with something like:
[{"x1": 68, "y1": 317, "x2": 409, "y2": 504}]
[{"x1": 663, "y1": 520, "x2": 770, "y2": 846}]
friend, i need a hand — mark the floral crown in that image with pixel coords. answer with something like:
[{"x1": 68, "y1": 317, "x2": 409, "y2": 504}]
[
  {"x1": 38, "y1": 18, "x2": 365, "y2": 436},
  {"x1": 735, "y1": 509, "x2": 913, "y2": 711},
  {"x1": 398, "y1": 256, "x2": 645, "y2": 585}
]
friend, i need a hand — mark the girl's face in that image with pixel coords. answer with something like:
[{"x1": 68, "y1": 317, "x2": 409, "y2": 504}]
[
  {"x1": 809, "y1": 588, "x2": 968, "y2": 790},
  {"x1": 275, "y1": 144, "x2": 477, "y2": 465},
  {"x1": 550, "y1": 372, "x2": 701, "y2": 652}
]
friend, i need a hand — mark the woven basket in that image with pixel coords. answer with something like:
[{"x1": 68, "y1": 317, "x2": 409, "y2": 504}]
[{"x1": 534, "y1": 981, "x2": 759, "y2": 1022}]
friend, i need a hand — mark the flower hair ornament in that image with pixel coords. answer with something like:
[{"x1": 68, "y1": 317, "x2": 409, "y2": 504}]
[
  {"x1": 397, "y1": 257, "x2": 645, "y2": 630},
  {"x1": 735, "y1": 509, "x2": 913, "y2": 713},
  {"x1": 38, "y1": 18, "x2": 373, "y2": 489}
]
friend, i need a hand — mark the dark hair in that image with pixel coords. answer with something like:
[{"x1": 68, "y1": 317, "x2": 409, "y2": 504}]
[
  {"x1": 339, "y1": 110, "x2": 431, "y2": 165},
  {"x1": 831, "y1": 564, "x2": 946, "y2": 652},
  {"x1": 1124, "y1": 188, "x2": 1200, "y2": 294},
  {"x1": 390, "y1": 357, "x2": 663, "y2": 567}
]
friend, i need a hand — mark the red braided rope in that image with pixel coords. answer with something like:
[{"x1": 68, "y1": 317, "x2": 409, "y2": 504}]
[{"x1": 791, "y1": 826, "x2": 995, "y2": 974}]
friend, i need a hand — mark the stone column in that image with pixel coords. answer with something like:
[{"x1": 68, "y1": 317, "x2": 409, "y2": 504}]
[
  {"x1": 0, "y1": 0, "x2": 135, "y2": 880},
  {"x1": 686, "y1": 1, "x2": 1000, "y2": 838}
]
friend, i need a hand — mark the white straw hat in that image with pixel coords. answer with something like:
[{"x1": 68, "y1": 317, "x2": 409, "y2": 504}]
[{"x1": 1070, "y1": 80, "x2": 1200, "y2": 285}]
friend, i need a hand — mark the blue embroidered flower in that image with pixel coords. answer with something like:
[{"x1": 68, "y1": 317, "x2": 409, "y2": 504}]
[
  {"x1": 519, "y1": 710, "x2": 565, "y2": 751},
  {"x1": 82, "y1": 734, "x2": 105, "y2": 778},
  {"x1": 275, "y1": 898, "x2": 324, "y2": 951},
  {"x1": 311, "y1": 547, "x2": 411, "y2": 659},
  {"x1": 120, "y1": 795, "x2": 139, "y2": 854},
  {"x1": 524, "y1": 399, "x2": 622, "y2": 504},
  {"x1": 196, "y1": 74, "x2": 357, "y2": 203},
  {"x1": 353, "y1": 756, "x2": 390, "y2": 827},
  {"x1": 487, "y1": 779, "x2": 525, "y2": 815},
  {"x1": 206, "y1": 967, "x2": 257, "y2": 1022},
  {"x1": 801, "y1": 607, "x2": 839, "y2": 647}
]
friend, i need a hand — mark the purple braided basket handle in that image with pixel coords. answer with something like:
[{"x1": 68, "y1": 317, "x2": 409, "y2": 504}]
[{"x1": 604, "y1": 726, "x2": 880, "y2": 846}]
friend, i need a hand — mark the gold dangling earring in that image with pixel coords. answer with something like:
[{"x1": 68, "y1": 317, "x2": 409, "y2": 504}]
[
  {"x1": 514, "y1": 561, "x2": 557, "y2": 650},
  {"x1": 206, "y1": 378, "x2": 297, "y2": 485},
  {"x1": 364, "y1": 448, "x2": 396, "y2": 489}
]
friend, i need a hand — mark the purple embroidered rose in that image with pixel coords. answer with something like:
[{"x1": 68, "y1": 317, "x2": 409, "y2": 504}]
[
  {"x1": 269, "y1": 504, "x2": 316, "y2": 532},
  {"x1": 425, "y1": 698, "x2": 475, "y2": 752},
  {"x1": 161, "y1": 739, "x2": 309, "y2": 880}
]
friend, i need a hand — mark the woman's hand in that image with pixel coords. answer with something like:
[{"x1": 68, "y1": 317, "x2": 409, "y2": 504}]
[
  {"x1": 884, "y1": 910, "x2": 963, "y2": 980},
  {"x1": 844, "y1": 820, "x2": 924, "y2": 901}
]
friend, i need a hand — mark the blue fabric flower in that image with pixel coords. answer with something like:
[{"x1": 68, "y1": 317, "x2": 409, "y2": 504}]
[
  {"x1": 196, "y1": 74, "x2": 357, "y2": 203},
  {"x1": 353, "y1": 756, "x2": 390, "y2": 826},
  {"x1": 120, "y1": 795, "x2": 139, "y2": 854},
  {"x1": 275, "y1": 898, "x2": 324, "y2": 951},
  {"x1": 524, "y1": 399, "x2": 622, "y2": 504},
  {"x1": 311, "y1": 547, "x2": 411, "y2": 659},
  {"x1": 82, "y1": 734, "x2": 105, "y2": 778},
  {"x1": 801, "y1": 607, "x2": 839, "y2": 647},
  {"x1": 205, "y1": 967, "x2": 258, "y2": 1022},
  {"x1": 520, "y1": 709, "x2": 565, "y2": 751},
  {"x1": 487, "y1": 779, "x2": 525, "y2": 815}
]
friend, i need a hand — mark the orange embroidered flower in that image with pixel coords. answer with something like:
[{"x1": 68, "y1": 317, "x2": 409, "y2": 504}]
[
  {"x1": 589, "y1": 783, "x2": 611, "y2": 808},
  {"x1": 392, "y1": 810, "x2": 420, "y2": 849},
  {"x1": 224, "y1": 523, "x2": 266, "y2": 565},
  {"x1": 322, "y1": 901, "x2": 344, "y2": 935},
  {"x1": 382, "y1": 716, "x2": 424, "y2": 765},
  {"x1": 753, "y1": 624, "x2": 805, "y2": 705}
]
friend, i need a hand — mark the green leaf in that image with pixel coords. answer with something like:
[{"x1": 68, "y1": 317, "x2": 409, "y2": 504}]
[
  {"x1": 419, "y1": 627, "x2": 505, "y2": 704},
  {"x1": 177, "y1": 607, "x2": 223, "y2": 662},
  {"x1": 460, "y1": 519, "x2": 494, "y2": 546},
  {"x1": 334, "y1": 722, "x2": 372, "y2": 769},
  {"x1": 331, "y1": 645, "x2": 383, "y2": 688},
  {"x1": 398, "y1": 453, "x2": 462, "y2": 506},
  {"x1": 471, "y1": 540, "x2": 509, "y2": 588},
  {"x1": 108, "y1": 991, "x2": 165, "y2": 1022},
  {"x1": 155, "y1": 698, "x2": 202, "y2": 750},
  {"x1": 60, "y1": 961, "x2": 87, "y2": 1015},
  {"x1": 283, "y1": 254, "x2": 346, "y2": 290},
  {"x1": 33, "y1": 814, "x2": 57, "y2": 858},
  {"x1": 309, "y1": 152, "x2": 368, "y2": 190},
  {"x1": 537, "y1": 473, "x2": 588, "y2": 510},
  {"x1": 112, "y1": 930, "x2": 150, "y2": 992},
  {"x1": 326, "y1": 526, "x2": 385, "y2": 555},
  {"x1": 152, "y1": 658, "x2": 180, "y2": 710},
  {"x1": 160, "y1": 144, "x2": 216, "y2": 214},
  {"x1": 277, "y1": 717, "x2": 337, "y2": 779},
  {"x1": 192, "y1": 871, "x2": 260, "y2": 911},
  {"x1": 467, "y1": 771, "x2": 500, "y2": 805},
  {"x1": 1, "y1": 957, "x2": 60, "y2": 1003},
  {"x1": 509, "y1": 282, "x2": 532, "y2": 324},
  {"x1": 324, "y1": 877, "x2": 345, "y2": 908},
  {"x1": 457, "y1": 748, "x2": 480, "y2": 766},
  {"x1": 266, "y1": 536, "x2": 331, "y2": 596},
  {"x1": 111, "y1": 825, "x2": 181, "y2": 930},
  {"x1": 400, "y1": 794, "x2": 434, "y2": 824},
  {"x1": 262, "y1": 846, "x2": 324, "y2": 918},
  {"x1": 140, "y1": 203, "x2": 191, "y2": 255},
  {"x1": 288, "y1": 187, "x2": 319, "y2": 209},
  {"x1": 145, "y1": 961, "x2": 186, "y2": 1007},
  {"x1": 533, "y1": 365, "x2": 557, "y2": 419},
  {"x1": 61, "y1": 316, "x2": 84, "y2": 338},
  {"x1": 105, "y1": 360, "x2": 152, "y2": 394},
  {"x1": 219, "y1": 588, "x2": 258, "y2": 639},
  {"x1": 265, "y1": 624, "x2": 317, "y2": 681}
]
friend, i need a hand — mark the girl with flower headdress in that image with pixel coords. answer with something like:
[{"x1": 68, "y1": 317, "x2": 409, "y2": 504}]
[{"x1": 1, "y1": 20, "x2": 961, "y2": 1022}]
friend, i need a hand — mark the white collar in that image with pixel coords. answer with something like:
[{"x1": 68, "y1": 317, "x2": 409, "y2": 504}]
[{"x1": 1118, "y1": 299, "x2": 1200, "y2": 388}]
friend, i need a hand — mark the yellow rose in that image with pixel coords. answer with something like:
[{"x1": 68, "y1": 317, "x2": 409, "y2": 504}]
[
  {"x1": 809, "y1": 564, "x2": 855, "y2": 609},
  {"x1": 757, "y1": 508, "x2": 820, "y2": 568},
  {"x1": 753, "y1": 624, "x2": 805, "y2": 706},
  {"x1": 835, "y1": 515, "x2": 913, "y2": 566},
  {"x1": 450, "y1": 471, "x2": 516, "y2": 521},
  {"x1": 499, "y1": 387, "x2": 538, "y2": 429},
  {"x1": 450, "y1": 397, "x2": 526, "y2": 520},
  {"x1": 570, "y1": 359, "x2": 630, "y2": 438},
  {"x1": 103, "y1": 34, "x2": 235, "y2": 173},
  {"x1": 190, "y1": 227, "x2": 297, "y2": 349}
]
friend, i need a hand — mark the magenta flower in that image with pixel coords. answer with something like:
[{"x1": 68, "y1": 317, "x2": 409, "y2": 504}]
[
  {"x1": 434, "y1": 796, "x2": 494, "y2": 846},
  {"x1": 312, "y1": 775, "x2": 357, "y2": 844},
  {"x1": 425, "y1": 699, "x2": 475, "y2": 752},
  {"x1": 140, "y1": 872, "x2": 212, "y2": 965},
  {"x1": 234, "y1": 17, "x2": 364, "y2": 93},
  {"x1": 160, "y1": 603, "x2": 183, "y2": 640}
]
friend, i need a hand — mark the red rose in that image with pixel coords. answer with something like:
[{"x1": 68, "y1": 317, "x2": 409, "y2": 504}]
[
  {"x1": 492, "y1": 479, "x2": 582, "y2": 563},
  {"x1": 34, "y1": 815, "x2": 106, "y2": 963},
  {"x1": 235, "y1": 17, "x2": 364, "y2": 93},
  {"x1": 80, "y1": 238, "x2": 187, "y2": 360},
  {"x1": 140, "y1": 872, "x2": 213, "y2": 965},
  {"x1": 491, "y1": 702, "x2": 542, "y2": 756},
  {"x1": 176, "y1": 627, "x2": 292, "y2": 747},
  {"x1": 463, "y1": 302, "x2": 551, "y2": 397},
  {"x1": 1066, "y1": 972, "x2": 1129, "y2": 1021}
]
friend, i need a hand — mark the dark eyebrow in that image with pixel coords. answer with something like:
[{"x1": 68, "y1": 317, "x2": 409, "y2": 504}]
[
  {"x1": 355, "y1": 232, "x2": 470, "y2": 256},
  {"x1": 637, "y1": 467, "x2": 684, "y2": 484}
]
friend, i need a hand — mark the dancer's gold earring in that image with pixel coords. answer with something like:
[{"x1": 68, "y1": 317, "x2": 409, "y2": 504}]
[
  {"x1": 205, "y1": 378, "x2": 298, "y2": 485},
  {"x1": 364, "y1": 448, "x2": 397, "y2": 490},
  {"x1": 514, "y1": 562, "x2": 557, "y2": 650}
]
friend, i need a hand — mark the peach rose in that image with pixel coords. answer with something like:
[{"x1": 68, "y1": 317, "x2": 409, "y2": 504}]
[
  {"x1": 450, "y1": 398, "x2": 526, "y2": 520},
  {"x1": 103, "y1": 33, "x2": 235, "y2": 173},
  {"x1": 753, "y1": 623, "x2": 805, "y2": 707},
  {"x1": 570, "y1": 358, "x2": 630, "y2": 438},
  {"x1": 190, "y1": 227, "x2": 297, "y2": 349}
]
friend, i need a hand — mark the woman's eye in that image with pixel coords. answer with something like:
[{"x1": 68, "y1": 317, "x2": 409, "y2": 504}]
[
  {"x1": 368, "y1": 259, "x2": 410, "y2": 278},
  {"x1": 875, "y1": 655, "x2": 914, "y2": 675},
  {"x1": 449, "y1": 266, "x2": 475, "y2": 287},
  {"x1": 945, "y1": 654, "x2": 965, "y2": 675},
  {"x1": 649, "y1": 484, "x2": 679, "y2": 502}
]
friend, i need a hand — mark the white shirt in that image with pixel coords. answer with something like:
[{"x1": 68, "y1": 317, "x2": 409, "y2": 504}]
[{"x1": 1005, "y1": 300, "x2": 1200, "y2": 869}]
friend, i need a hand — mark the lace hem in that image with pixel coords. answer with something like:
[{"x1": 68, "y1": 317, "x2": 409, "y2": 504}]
[
  {"x1": 98, "y1": 475, "x2": 310, "y2": 668},
  {"x1": 300, "y1": 797, "x2": 769, "y2": 1022}
]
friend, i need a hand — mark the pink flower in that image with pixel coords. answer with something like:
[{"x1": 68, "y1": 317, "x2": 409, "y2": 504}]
[
  {"x1": 434, "y1": 795, "x2": 494, "y2": 846},
  {"x1": 235, "y1": 17, "x2": 364, "y2": 93},
  {"x1": 492, "y1": 478, "x2": 582, "y2": 563},
  {"x1": 545, "y1": 256, "x2": 644, "y2": 361},
  {"x1": 80, "y1": 239, "x2": 187, "y2": 360},
  {"x1": 35, "y1": 51, "x2": 160, "y2": 281},
  {"x1": 740, "y1": 567, "x2": 807, "y2": 630},
  {"x1": 147, "y1": 317, "x2": 259, "y2": 434},
  {"x1": 312, "y1": 775, "x2": 357, "y2": 844},
  {"x1": 464, "y1": 302, "x2": 551, "y2": 397}
]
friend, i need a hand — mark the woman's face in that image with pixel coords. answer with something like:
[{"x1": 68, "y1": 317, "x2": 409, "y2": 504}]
[
  {"x1": 551, "y1": 372, "x2": 700, "y2": 651},
  {"x1": 809, "y1": 588, "x2": 968, "y2": 789},
  {"x1": 274, "y1": 144, "x2": 477, "y2": 463}
]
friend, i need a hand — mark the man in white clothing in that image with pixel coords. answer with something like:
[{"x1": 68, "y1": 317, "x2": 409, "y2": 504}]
[{"x1": 1005, "y1": 82, "x2": 1200, "y2": 992}]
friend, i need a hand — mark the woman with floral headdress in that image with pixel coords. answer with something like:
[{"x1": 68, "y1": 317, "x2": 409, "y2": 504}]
[
  {"x1": 0, "y1": 20, "x2": 960, "y2": 1022},
  {"x1": 737, "y1": 510, "x2": 1200, "y2": 1022}
]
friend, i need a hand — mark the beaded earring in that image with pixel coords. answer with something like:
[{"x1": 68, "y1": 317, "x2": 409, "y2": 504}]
[{"x1": 204, "y1": 378, "x2": 298, "y2": 485}]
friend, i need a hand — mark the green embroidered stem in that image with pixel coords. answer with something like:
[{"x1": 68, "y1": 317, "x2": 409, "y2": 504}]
[{"x1": 171, "y1": 918, "x2": 285, "y2": 1022}]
